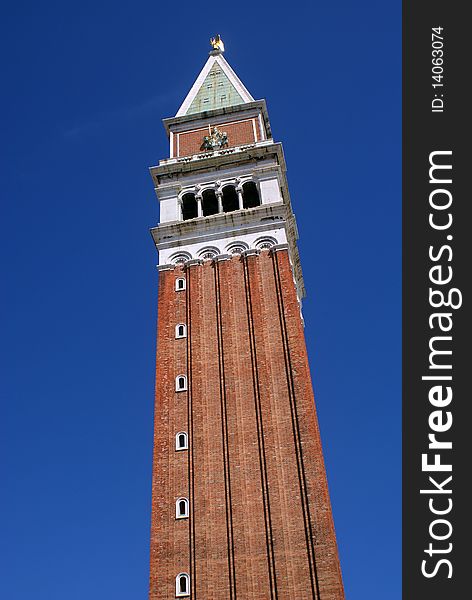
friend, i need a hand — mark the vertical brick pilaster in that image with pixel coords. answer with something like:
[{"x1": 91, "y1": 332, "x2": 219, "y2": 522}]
[
  {"x1": 150, "y1": 266, "x2": 190, "y2": 600},
  {"x1": 213, "y1": 259, "x2": 237, "y2": 600},
  {"x1": 218, "y1": 255, "x2": 269, "y2": 599},
  {"x1": 243, "y1": 252, "x2": 278, "y2": 600},
  {"x1": 272, "y1": 249, "x2": 345, "y2": 600}
]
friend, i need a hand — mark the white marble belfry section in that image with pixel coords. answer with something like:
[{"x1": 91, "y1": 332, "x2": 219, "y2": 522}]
[
  {"x1": 157, "y1": 157, "x2": 283, "y2": 225},
  {"x1": 150, "y1": 139, "x2": 305, "y2": 300}
]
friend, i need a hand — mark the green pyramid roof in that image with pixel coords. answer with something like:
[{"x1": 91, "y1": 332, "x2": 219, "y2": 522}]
[
  {"x1": 186, "y1": 62, "x2": 245, "y2": 115},
  {"x1": 176, "y1": 53, "x2": 254, "y2": 117}
]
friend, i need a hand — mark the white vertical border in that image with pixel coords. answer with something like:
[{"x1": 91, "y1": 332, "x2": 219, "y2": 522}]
[
  {"x1": 258, "y1": 113, "x2": 266, "y2": 140},
  {"x1": 252, "y1": 118, "x2": 258, "y2": 142}
]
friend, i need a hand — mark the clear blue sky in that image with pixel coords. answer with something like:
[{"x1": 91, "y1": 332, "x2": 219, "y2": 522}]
[{"x1": 1, "y1": 1, "x2": 400, "y2": 598}]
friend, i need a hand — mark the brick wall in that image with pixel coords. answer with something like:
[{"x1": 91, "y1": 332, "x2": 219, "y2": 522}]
[
  {"x1": 175, "y1": 118, "x2": 260, "y2": 157},
  {"x1": 149, "y1": 250, "x2": 345, "y2": 600}
]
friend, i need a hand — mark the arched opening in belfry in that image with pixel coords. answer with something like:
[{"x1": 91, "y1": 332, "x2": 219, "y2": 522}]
[
  {"x1": 242, "y1": 181, "x2": 260, "y2": 208},
  {"x1": 202, "y1": 189, "x2": 219, "y2": 216},
  {"x1": 181, "y1": 193, "x2": 198, "y2": 220},
  {"x1": 222, "y1": 185, "x2": 239, "y2": 213}
]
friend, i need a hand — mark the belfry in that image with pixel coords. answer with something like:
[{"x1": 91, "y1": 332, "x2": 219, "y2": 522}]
[{"x1": 148, "y1": 38, "x2": 345, "y2": 600}]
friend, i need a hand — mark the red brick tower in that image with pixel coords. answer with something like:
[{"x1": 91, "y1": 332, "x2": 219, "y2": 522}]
[{"x1": 148, "y1": 39, "x2": 345, "y2": 600}]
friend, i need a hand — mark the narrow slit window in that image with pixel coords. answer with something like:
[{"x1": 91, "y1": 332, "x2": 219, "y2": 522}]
[
  {"x1": 176, "y1": 375, "x2": 187, "y2": 392},
  {"x1": 176, "y1": 497, "x2": 189, "y2": 519},
  {"x1": 176, "y1": 432, "x2": 188, "y2": 451},
  {"x1": 175, "y1": 324, "x2": 187, "y2": 339},
  {"x1": 175, "y1": 278, "x2": 186, "y2": 291},
  {"x1": 176, "y1": 573, "x2": 190, "y2": 597}
]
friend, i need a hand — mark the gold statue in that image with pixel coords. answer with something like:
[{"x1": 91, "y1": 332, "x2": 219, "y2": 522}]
[{"x1": 210, "y1": 34, "x2": 225, "y2": 52}]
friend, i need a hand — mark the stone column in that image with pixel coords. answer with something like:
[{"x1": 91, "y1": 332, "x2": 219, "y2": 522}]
[
  {"x1": 236, "y1": 187, "x2": 244, "y2": 210},
  {"x1": 196, "y1": 194, "x2": 203, "y2": 217},
  {"x1": 216, "y1": 190, "x2": 223, "y2": 214}
]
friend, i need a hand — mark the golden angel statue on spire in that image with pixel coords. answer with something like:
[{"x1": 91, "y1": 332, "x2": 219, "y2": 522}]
[{"x1": 210, "y1": 34, "x2": 225, "y2": 52}]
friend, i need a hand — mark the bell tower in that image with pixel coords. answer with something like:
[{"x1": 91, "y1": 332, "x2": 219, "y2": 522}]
[{"x1": 148, "y1": 39, "x2": 345, "y2": 600}]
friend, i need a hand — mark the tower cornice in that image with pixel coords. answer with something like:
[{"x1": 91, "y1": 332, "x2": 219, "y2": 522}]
[
  {"x1": 151, "y1": 202, "x2": 287, "y2": 248},
  {"x1": 150, "y1": 142, "x2": 285, "y2": 183}
]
